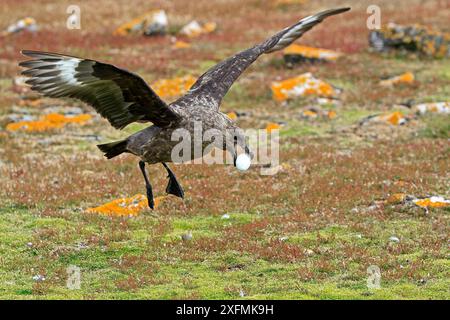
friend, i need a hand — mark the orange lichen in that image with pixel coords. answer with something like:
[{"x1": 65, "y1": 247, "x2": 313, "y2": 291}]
[
  {"x1": 6, "y1": 120, "x2": 63, "y2": 132},
  {"x1": 379, "y1": 72, "x2": 415, "y2": 86},
  {"x1": 368, "y1": 111, "x2": 406, "y2": 126},
  {"x1": 114, "y1": 10, "x2": 167, "y2": 36},
  {"x1": 226, "y1": 112, "x2": 238, "y2": 120},
  {"x1": 86, "y1": 194, "x2": 166, "y2": 216},
  {"x1": 302, "y1": 110, "x2": 318, "y2": 118},
  {"x1": 180, "y1": 21, "x2": 217, "y2": 38},
  {"x1": 6, "y1": 113, "x2": 92, "y2": 132},
  {"x1": 19, "y1": 98, "x2": 43, "y2": 107},
  {"x1": 327, "y1": 110, "x2": 337, "y2": 119},
  {"x1": 386, "y1": 193, "x2": 407, "y2": 204},
  {"x1": 202, "y1": 22, "x2": 217, "y2": 33},
  {"x1": 413, "y1": 197, "x2": 450, "y2": 209},
  {"x1": 172, "y1": 40, "x2": 191, "y2": 49},
  {"x1": 265, "y1": 122, "x2": 281, "y2": 132},
  {"x1": 283, "y1": 44, "x2": 341, "y2": 61},
  {"x1": 301, "y1": 109, "x2": 337, "y2": 120},
  {"x1": 151, "y1": 75, "x2": 196, "y2": 98},
  {"x1": 394, "y1": 180, "x2": 407, "y2": 187},
  {"x1": 382, "y1": 111, "x2": 406, "y2": 125},
  {"x1": 271, "y1": 73, "x2": 337, "y2": 102}
]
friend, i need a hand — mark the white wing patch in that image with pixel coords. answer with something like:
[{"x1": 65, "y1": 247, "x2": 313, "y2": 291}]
[{"x1": 57, "y1": 58, "x2": 82, "y2": 86}]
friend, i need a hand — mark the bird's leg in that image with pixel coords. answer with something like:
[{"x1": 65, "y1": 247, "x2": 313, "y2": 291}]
[
  {"x1": 232, "y1": 140, "x2": 238, "y2": 166},
  {"x1": 162, "y1": 163, "x2": 184, "y2": 199},
  {"x1": 139, "y1": 161, "x2": 154, "y2": 209}
]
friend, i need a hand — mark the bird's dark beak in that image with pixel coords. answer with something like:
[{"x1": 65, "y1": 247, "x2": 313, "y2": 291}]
[{"x1": 245, "y1": 145, "x2": 254, "y2": 160}]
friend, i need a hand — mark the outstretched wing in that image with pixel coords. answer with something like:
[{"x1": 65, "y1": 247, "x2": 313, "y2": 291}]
[
  {"x1": 174, "y1": 7, "x2": 350, "y2": 110},
  {"x1": 19, "y1": 50, "x2": 180, "y2": 129}
]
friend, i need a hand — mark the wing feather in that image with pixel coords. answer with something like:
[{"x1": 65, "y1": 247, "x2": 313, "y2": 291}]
[
  {"x1": 19, "y1": 50, "x2": 180, "y2": 129},
  {"x1": 174, "y1": 8, "x2": 350, "y2": 110}
]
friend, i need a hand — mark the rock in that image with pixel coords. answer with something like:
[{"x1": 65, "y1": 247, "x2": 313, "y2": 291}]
[
  {"x1": 417, "y1": 279, "x2": 427, "y2": 286},
  {"x1": 43, "y1": 106, "x2": 84, "y2": 115},
  {"x1": 414, "y1": 102, "x2": 450, "y2": 115},
  {"x1": 360, "y1": 112, "x2": 408, "y2": 126},
  {"x1": 180, "y1": 21, "x2": 216, "y2": 38},
  {"x1": 5, "y1": 17, "x2": 38, "y2": 35},
  {"x1": 32, "y1": 274, "x2": 45, "y2": 282},
  {"x1": 283, "y1": 44, "x2": 342, "y2": 65},
  {"x1": 181, "y1": 232, "x2": 192, "y2": 241},
  {"x1": 271, "y1": 73, "x2": 341, "y2": 102},
  {"x1": 379, "y1": 72, "x2": 415, "y2": 87},
  {"x1": 114, "y1": 10, "x2": 168, "y2": 36},
  {"x1": 369, "y1": 23, "x2": 450, "y2": 58},
  {"x1": 386, "y1": 193, "x2": 407, "y2": 204},
  {"x1": 389, "y1": 236, "x2": 400, "y2": 243}
]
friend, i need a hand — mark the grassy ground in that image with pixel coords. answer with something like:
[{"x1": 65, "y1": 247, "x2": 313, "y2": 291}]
[{"x1": 0, "y1": 0, "x2": 449, "y2": 299}]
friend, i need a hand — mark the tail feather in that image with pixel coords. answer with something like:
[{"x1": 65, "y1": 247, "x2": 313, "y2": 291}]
[{"x1": 97, "y1": 140, "x2": 128, "y2": 159}]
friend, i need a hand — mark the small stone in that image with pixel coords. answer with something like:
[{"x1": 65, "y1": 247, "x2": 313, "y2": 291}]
[
  {"x1": 32, "y1": 275, "x2": 45, "y2": 282},
  {"x1": 43, "y1": 106, "x2": 83, "y2": 115},
  {"x1": 389, "y1": 236, "x2": 400, "y2": 243},
  {"x1": 417, "y1": 279, "x2": 427, "y2": 285},
  {"x1": 279, "y1": 236, "x2": 289, "y2": 242},
  {"x1": 221, "y1": 214, "x2": 230, "y2": 220},
  {"x1": 77, "y1": 242, "x2": 88, "y2": 250},
  {"x1": 181, "y1": 232, "x2": 192, "y2": 241},
  {"x1": 366, "y1": 205, "x2": 379, "y2": 212}
]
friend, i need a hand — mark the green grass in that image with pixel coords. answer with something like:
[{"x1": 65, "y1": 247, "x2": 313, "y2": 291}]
[
  {"x1": 418, "y1": 114, "x2": 450, "y2": 139},
  {"x1": 0, "y1": 202, "x2": 448, "y2": 299}
]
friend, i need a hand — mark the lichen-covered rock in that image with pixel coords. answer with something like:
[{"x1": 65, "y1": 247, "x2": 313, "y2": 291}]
[{"x1": 369, "y1": 23, "x2": 450, "y2": 58}]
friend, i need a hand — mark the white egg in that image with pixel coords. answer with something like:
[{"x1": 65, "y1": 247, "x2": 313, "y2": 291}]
[{"x1": 235, "y1": 153, "x2": 251, "y2": 171}]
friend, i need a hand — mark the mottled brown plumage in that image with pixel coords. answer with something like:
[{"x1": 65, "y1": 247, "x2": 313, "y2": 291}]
[{"x1": 19, "y1": 7, "x2": 350, "y2": 208}]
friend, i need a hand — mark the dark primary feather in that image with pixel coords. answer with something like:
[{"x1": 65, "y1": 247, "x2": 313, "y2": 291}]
[
  {"x1": 19, "y1": 50, "x2": 180, "y2": 129},
  {"x1": 174, "y1": 7, "x2": 350, "y2": 110}
]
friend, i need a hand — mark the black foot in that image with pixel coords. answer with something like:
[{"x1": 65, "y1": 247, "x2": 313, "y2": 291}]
[
  {"x1": 139, "y1": 161, "x2": 154, "y2": 209},
  {"x1": 162, "y1": 163, "x2": 184, "y2": 199}
]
